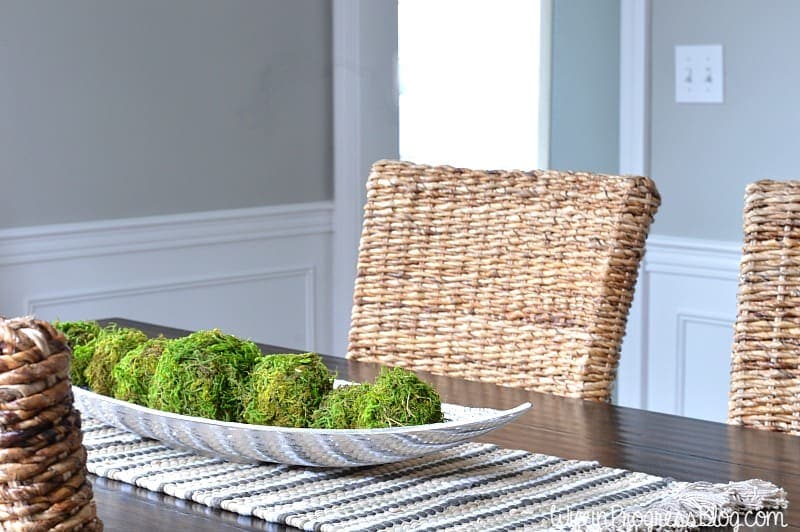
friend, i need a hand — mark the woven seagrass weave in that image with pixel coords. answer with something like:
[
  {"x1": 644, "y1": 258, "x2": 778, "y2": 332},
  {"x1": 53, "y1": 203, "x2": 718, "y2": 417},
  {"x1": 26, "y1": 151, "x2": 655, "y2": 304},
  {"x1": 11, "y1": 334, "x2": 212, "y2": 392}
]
[
  {"x1": 347, "y1": 160, "x2": 660, "y2": 401},
  {"x1": 0, "y1": 316, "x2": 103, "y2": 531},
  {"x1": 729, "y1": 180, "x2": 800, "y2": 435}
]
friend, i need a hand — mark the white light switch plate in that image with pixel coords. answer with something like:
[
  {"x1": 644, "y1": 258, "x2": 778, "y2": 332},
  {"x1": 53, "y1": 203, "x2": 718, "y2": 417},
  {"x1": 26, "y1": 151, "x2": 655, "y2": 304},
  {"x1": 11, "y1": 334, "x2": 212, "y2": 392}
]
[{"x1": 675, "y1": 45, "x2": 724, "y2": 103}]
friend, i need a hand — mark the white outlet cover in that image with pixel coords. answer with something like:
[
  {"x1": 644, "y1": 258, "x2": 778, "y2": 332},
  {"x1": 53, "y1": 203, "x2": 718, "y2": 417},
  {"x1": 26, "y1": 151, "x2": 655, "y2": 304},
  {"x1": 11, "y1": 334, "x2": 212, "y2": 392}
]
[{"x1": 675, "y1": 45, "x2": 724, "y2": 103}]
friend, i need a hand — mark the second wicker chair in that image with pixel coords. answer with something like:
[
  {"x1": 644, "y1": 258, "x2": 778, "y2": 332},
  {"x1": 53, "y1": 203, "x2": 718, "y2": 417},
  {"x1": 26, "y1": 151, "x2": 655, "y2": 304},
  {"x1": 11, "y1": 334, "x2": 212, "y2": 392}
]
[
  {"x1": 347, "y1": 160, "x2": 660, "y2": 401},
  {"x1": 729, "y1": 180, "x2": 800, "y2": 435}
]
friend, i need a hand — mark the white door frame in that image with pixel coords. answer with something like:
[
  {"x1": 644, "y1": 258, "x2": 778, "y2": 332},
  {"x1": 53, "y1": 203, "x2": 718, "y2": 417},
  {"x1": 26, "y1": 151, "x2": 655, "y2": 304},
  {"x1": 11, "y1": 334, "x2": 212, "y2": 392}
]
[
  {"x1": 617, "y1": 0, "x2": 651, "y2": 409},
  {"x1": 619, "y1": 0, "x2": 651, "y2": 177},
  {"x1": 331, "y1": 0, "x2": 364, "y2": 358},
  {"x1": 331, "y1": 0, "x2": 651, "y2": 367},
  {"x1": 331, "y1": 0, "x2": 399, "y2": 357}
]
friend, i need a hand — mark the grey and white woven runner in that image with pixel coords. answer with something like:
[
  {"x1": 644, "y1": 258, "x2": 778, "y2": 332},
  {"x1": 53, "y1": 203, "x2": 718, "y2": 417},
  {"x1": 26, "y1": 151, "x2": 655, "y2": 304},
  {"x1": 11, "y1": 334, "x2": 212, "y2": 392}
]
[{"x1": 81, "y1": 417, "x2": 787, "y2": 531}]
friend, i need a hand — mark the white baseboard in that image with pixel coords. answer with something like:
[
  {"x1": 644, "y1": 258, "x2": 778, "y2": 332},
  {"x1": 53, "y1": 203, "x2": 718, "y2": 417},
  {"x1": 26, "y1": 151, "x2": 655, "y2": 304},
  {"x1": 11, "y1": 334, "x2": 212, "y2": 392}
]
[
  {"x1": 0, "y1": 202, "x2": 334, "y2": 353},
  {"x1": 617, "y1": 234, "x2": 740, "y2": 422}
]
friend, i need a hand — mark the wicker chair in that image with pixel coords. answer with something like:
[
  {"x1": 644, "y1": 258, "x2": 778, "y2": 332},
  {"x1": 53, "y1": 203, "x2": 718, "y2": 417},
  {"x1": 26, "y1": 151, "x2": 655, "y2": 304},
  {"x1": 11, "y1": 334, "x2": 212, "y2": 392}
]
[
  {"x1": 346, "y1": 160, "x2": 660, "y2": 401},
  {"x1": 729, "y1": 180, "x2": 800, "y2": 435}
]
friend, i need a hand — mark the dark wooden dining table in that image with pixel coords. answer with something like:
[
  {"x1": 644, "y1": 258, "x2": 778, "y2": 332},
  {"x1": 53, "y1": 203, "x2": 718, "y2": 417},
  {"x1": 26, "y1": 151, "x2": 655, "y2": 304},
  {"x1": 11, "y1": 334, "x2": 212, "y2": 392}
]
[{"x1": 89, "y1": 319, "x2": 798, "y2": 531}]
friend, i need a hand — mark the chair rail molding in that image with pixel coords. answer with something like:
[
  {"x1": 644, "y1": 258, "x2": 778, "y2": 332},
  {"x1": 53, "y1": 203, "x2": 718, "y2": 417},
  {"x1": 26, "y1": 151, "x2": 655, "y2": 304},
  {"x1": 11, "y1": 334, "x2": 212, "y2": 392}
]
[
  {"x1": 617, "y1": 233, "x2": 741, "y2": 423},
  {"x1": 0, "y1": 202, "x2": 333, "y2": 266},
  {"x1": 0, "y1": 201, "x2": 334, "y2": 354}
]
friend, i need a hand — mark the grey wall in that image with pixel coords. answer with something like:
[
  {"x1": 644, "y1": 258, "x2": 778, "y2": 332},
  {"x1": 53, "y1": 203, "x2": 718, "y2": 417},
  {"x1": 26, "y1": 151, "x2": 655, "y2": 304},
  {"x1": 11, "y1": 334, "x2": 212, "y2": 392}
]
[
  {"x1": 549, "y1": 0, "x2": 620, "y2": 174},
  {"x1": 0, "y1": 0, "x2": 331, "y2": 229},
  {"x1": 650, "y1": 0, "x2": 800, "y2": 241}
]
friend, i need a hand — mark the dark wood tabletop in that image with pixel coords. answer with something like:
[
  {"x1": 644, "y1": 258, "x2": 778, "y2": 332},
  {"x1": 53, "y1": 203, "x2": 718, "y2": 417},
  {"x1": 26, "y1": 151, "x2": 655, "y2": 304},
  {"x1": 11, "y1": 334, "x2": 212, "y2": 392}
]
[{"x1": 90, "y1": 319, "x2": 798, "y2": 531}]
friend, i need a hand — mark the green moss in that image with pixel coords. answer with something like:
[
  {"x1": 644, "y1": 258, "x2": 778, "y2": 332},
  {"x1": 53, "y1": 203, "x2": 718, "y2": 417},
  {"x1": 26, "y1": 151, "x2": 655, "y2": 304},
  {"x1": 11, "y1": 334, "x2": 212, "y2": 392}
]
[
  {"x1": 242, "y1": 353, "x2": 333, "y2": 427},
  {"x1": 354, "y1": 367, "x2": 444, "y2": 428},
  {"x1": 112, "y1": 336, "x2": 170, "y2": 405},
  {"x1": 84, "y1": 327, "x2": 148, "y2": 396},
  {"x1": 310, "y1": 383, "x2": 371, "y2": 429},
  {"x1": 310, "y1": 367, "x2": 444, "y2": 429},
  {"x1": 53, "y1": 320, "x2": 102, "y2": 387},
  {"x1": 147, "y1": 329, "x2": 261, "y2": 422},
  {"x1": 53, "y1": 320, "x2": 102, "y2": 349},
  {"x1": 71, "y1": 342, "x2": 96, "y2": 387}
]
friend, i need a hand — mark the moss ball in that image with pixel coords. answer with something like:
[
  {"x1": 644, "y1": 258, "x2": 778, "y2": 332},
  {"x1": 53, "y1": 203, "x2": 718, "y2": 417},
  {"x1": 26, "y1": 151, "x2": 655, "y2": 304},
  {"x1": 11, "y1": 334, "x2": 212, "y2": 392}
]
[
  {"x1": 53, "y1": 320, "x2": 102, "y2": 349},
  {"x1": 242, "y1": 353, "x2": 333, "y2": 427},
  {"x1": 147, "y1": 329, "x2": 261, "y2": 422},
  {"x1": 310, "y1": 383, "x2": 371, "y2": 429},
  {"x1": 53, "y1": 320, "x2": 102, "y2": 387},
  {"x1": 112, "y1": 336, "x2": 170, "y2": 405},
  {"x1": 355, "y1": 367, "x2": 444, "y2": 428},
  {"x1": 71, "y1": 343, "x2": 96, "y2": 387},
  {"x1": 84, "y1": 327, "x2": 148, "y2": 396}
]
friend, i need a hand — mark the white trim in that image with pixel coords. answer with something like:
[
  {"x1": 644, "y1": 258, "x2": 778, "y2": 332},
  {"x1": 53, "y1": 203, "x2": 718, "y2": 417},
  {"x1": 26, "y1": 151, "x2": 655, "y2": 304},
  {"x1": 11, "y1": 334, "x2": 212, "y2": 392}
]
[
  {"x1": 615, "y1": 0, "x2": 651, "y2": 408},
  {"x1": 332, "y1": 1, "x2": 404, "y2": 357},
  {"x1": 645, "y1": 234, "x2": 740, "y2": 277},
  {"x1": 538, "y1": 0, "x2": 553, "y2": 169},
  {"x1": 638, "y1": 272, "x2": 651, "y2": 409},
  {"x1": 331, "y1": 0, "x2": 364, "y2": 358},
  {"x1": 618, "y1": 233, "x2": 740, "y2": 409},
  {"x1": 619, "y1": 0, "x2": 651, "y2": 176},
  {"x1": 674, "y1": 311, "x2": 732, "y2": 416},
  {"x1": 302, "y1": 267, "x2": 318, "y2": 351},
  {"x1": 616, "y1": 272, "x2": 648, "y2": 408},
  {"x1": 0, "y1": 202, "x2": 333, "y2": 266},
  {"x1": 27, "y1": 268, "x2": 318, "y2": 350}
]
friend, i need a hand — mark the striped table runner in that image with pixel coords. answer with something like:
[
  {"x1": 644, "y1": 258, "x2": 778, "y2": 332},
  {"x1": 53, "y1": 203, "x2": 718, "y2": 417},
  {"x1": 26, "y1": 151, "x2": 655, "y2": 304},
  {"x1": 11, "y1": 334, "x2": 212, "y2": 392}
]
[{"x1": 81, "y1": 418, "x2": 787, "y2": 531}]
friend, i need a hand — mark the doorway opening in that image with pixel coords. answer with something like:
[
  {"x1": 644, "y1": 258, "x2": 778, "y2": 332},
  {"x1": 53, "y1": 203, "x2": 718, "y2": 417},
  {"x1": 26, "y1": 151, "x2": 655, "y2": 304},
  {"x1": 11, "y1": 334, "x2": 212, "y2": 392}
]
[{"x1": 398, "y1": 0, "x2": 551, "y2": 169}]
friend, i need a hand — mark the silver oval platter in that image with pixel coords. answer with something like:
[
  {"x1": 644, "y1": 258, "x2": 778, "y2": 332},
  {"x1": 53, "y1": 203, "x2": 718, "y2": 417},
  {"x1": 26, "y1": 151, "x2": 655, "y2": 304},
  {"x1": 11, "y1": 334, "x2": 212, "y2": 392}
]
[{"x1": 73, "y1": 385, "x2": 531, "y2": 468}]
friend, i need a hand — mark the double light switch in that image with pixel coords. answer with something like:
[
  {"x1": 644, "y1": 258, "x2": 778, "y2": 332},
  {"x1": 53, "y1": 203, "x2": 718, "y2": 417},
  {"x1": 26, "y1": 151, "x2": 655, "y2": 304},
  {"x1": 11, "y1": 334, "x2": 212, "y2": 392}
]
[{"x1": 675, "y1": 44, "x2": 724, "y2": 103}]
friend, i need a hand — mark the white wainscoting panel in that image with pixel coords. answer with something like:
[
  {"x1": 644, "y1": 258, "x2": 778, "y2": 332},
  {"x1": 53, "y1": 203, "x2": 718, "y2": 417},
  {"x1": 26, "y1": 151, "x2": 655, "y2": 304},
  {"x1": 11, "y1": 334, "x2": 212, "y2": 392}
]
[
  {"x1": 617, "y1": 234, "x2": 741, "y2": 423},
  {"x1": 0, "y1": 202, "x2": 333, "y2": 354},
  {"x1": 1, "y1": 214, "x2": 743, "y2": 419},
  {"x1": 676, "y1": 312, "x2": 735, "y2": 422}
]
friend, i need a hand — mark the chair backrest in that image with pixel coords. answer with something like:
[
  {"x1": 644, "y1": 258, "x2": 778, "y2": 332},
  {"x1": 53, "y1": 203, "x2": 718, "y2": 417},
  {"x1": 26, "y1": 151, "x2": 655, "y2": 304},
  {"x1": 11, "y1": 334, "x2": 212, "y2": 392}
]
[
  {"x1": 729, "y1": 180, "x2": 800, "y2": 435},
  {"x1": 347, "y1": 160, "x2": 660, "y2": 401}
]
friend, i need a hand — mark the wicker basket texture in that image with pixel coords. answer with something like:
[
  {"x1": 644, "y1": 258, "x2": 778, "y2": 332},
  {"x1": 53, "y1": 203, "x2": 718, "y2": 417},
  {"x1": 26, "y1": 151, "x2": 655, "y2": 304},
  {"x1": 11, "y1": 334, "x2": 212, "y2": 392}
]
[
  {"x1": 347, "y1": 160, "x2": 660, "y2": 401},
  {"x1": 729, "y1": 180, "x2": 800, "y2": 435},
  {"x1": 0, "y1": 317, "x2": 103, "y2": 531}
]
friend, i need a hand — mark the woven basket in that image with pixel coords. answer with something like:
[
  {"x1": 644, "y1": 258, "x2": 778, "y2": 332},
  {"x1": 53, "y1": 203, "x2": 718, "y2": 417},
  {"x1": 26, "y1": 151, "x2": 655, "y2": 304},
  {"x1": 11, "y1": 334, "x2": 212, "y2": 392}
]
[
  {"x1": 347, "y1": 160, "x2": 660, "y2": 401},
  {"x1": 0, "y1": 317, "x2": 103, "y2": 531},
  {"x1": 729, "y1": 180, "x2": 800, "y2": 435}
]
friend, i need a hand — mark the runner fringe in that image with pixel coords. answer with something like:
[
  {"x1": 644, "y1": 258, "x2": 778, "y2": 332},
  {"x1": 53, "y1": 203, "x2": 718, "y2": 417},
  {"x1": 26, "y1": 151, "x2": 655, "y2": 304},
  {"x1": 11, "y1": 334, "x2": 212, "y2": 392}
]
[{"x1": 565, "y1": 479, "x2": 788, "y2": 531}]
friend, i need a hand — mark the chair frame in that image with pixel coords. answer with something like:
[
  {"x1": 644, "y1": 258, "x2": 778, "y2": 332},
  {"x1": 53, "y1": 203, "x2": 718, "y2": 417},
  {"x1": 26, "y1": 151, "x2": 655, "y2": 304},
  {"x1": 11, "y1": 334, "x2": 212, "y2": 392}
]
[{"x1": 729, "y1": 179, "x2": 800, "y2": 434}]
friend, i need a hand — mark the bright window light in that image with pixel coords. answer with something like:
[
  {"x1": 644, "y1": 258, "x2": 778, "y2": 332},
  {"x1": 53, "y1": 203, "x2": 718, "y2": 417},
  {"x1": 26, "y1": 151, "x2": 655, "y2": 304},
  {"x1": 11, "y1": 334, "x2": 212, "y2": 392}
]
[{"x1": 398, "y1": 0, "x2": 550, "y2": 170}]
